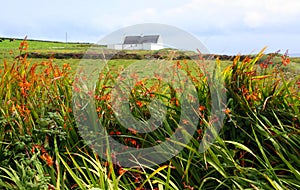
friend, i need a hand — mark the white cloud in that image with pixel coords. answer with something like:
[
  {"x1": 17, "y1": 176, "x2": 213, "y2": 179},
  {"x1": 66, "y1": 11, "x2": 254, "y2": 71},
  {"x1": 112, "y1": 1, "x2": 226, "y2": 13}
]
[
  {"x1": 240, "y1": 0, "x2": 300, "y2": 27},
  {"x1": 266, "y1": 0, "x2": 300, "y2": 15},
  {"x1": 159, "y1": 0, "x2": 300, "y2": 31},
  {"x1": 0, "y1": 0, "x2": 299, "y2": 54},
  {"x1": 244, "y1": 12, "x2": 266, "y2": 28}
]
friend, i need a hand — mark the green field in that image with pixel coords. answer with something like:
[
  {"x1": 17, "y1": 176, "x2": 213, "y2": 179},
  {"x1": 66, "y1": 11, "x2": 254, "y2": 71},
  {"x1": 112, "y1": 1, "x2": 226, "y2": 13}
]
[
  {"x1": 0, "y1": 38, "x2": 90, "y2": 51},
  {"x1": 0, "y1": 39, "x2": 299, "y2": 189},
  {"x1": 1, "y1": 38, "x2": 299, "y2": 74}
]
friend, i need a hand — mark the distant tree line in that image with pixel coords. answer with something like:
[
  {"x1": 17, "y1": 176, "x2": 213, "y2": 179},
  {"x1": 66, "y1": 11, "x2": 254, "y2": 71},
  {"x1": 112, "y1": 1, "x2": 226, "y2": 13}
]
[
  {"x1": 22, "y1": 52, "x2": 251, "y2": 61},
  {"x1": 0, "y1": 38, "x2": 15, "y2": 42}
]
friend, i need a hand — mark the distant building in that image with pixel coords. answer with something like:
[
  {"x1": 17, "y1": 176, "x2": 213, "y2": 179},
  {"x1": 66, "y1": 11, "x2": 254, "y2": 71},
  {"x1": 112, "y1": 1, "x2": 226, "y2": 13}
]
[{"x1": 107, "y1": 35, "x2": 164, "y2": 50}]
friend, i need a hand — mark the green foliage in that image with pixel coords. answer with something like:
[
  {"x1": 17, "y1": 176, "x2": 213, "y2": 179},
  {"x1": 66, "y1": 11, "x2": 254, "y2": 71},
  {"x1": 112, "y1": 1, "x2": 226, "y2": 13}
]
[{"x1": 0, "y1": 40, "x2": 299, "y2": 189}]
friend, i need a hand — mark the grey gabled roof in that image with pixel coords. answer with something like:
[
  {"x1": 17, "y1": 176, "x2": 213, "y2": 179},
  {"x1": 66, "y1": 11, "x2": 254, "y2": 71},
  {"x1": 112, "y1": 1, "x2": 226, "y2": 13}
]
[{"x1": 123, "y1": 35, "x2": 160, "y2": 44}]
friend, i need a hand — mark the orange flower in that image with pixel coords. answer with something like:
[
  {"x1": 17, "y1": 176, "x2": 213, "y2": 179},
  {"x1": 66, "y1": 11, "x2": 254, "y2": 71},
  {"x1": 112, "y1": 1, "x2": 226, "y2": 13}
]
[
  {"x1": 96, "y1": 107, "x2": 101, "y2": 112},
  {"x1": 101, "y1": 94, "x2": 110, "y2": 101},
  {"x1": 240, "y1": 85, "x2": 248, "y2": 96},
  {"x1": 32, "y1": 144, "x2": 53, "y2": 166},
  {"x1": 128, "y1": 128, "x2": 137, "y2": 134},
  {"x1": 29, "y1": 63, "x2": 38, "y2": 76},
  {"x1": 296, "y1": 81, "x2": 300, "y2": 88},
  {"x1": 225, "y1": 108, "x2": 231, "y2": 115},
  {"x1": 118, "y1": 167, "x2": 126, "y2": 175},
  {"x1": 281, "y1": 50, "x2": 290, "y2": 66},
  {"x1": 259, "y1": 63, "x2": 268, "y2": 69},
  {"x1": 63, "y1": 63, "x2": 71, "y2": 70},
  {"x1": 149, "y1": 93, "x2": 155, "y2": 98},
  {"x1": 135, "y1": 80, "x2": 144, "y2": 87},
  {"x1": 109, "y1": 131, "x2": 115, "y2": 135},
  {"x1": 199, "y1": 105, "x2": 206, "y2": 111},
  {"x1": 281, "y1": 56, "x2": 290, "y2": 66},
  {"x1": 242, "y1": 56, "x2": 252, "y2": 64},
  {"x1": 40, "y1": 152, "x2": 54, "y2": 166},
  {"x1": 136, "y1": 100, "x2": 143, "y2": 108},
  {"x1": 176, "y1": 61, "x2": 182, "y2": 69},
  {"x1": 18, "y1": 80, "x2": 31, "y2": 97},
  {"x1": 19, "y1": 39, "x2": 29, "y2": 51},
  {"x1": 73, "y1": 86, "x2": 81, "y2": 93},
  {"x1": 170, "y1": 97, "x2": 179, "y2": 106},
  {"x1": 246, "y1": 92, "x2": 259, "y2": 101},
  {"x1": 197, "y1": 129, "x2": 202, "y2": 134},
  {"x1": 63, "y1": 123, "x2": 67, "y2": 130},
  {"x1": 31, "y1": 144, "x2": 42, "y2": 153},
  {"x1": 134, "y1": 176, "x2": 140, "y2": 183},
  {"x1": 130, "y1": 139, "x2": 137, "y2": 146},
  {"x1": 15, "y1": 104, "x2": 31, "y2": 116},
  {"x1": 18, "y1": 80, "x2": 31, "y2": 88},
  {"x1": 109, "y1": 131, "x2": 121, "y2": 135}
]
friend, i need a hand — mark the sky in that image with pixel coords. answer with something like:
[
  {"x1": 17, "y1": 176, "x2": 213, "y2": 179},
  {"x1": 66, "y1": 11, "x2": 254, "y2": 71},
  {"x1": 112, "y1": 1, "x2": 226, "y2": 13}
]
[{"x1": 1, "y1": 0, "x2": 300, "y2": 55}]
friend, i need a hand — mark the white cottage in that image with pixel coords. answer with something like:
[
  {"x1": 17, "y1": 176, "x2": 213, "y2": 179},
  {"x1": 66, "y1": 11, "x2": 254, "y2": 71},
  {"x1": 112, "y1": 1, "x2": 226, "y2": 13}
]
[{"x1": 107, "y1": 35, "x2": 164, "y2": 50}]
